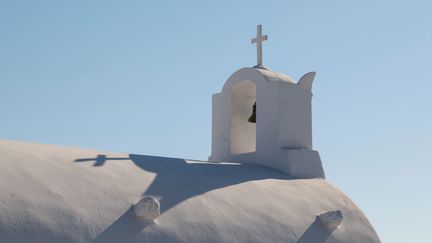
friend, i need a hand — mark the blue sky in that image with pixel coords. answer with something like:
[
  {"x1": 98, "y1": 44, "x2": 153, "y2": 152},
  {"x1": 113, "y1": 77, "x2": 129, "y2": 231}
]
[{"x1": 1, "y1": 1, "x2": 431, "y2": 242}]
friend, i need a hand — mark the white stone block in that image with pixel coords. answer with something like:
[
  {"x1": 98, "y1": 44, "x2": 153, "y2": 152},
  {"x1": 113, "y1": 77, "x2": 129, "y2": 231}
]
[
  {"x1": 134, "y1": 196, "x2": 160, "y2": 220},
  {"x1": 317, "y1": 210, "x2": 343, "y2": 230}
]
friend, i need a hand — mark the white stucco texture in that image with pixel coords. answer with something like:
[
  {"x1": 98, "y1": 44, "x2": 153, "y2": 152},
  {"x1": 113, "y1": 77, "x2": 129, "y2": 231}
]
[{"x1": 0, "y1": 140, "x2": 381, "y2": 243}]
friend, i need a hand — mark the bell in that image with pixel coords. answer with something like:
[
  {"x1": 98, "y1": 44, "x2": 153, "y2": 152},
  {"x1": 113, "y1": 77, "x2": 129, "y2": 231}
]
[{"x1": 248, "y1": 102, "x2": 256, "y2": 123}]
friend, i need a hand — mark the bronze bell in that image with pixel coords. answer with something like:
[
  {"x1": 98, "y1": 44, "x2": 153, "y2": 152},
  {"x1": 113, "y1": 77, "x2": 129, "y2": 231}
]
[{"x1": 248, "y1": 102, "x2": 256, "y2": 123}]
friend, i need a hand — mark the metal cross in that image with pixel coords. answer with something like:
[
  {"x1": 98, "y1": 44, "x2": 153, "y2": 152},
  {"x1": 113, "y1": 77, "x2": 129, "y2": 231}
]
[{"x1": 251, "y1": 25, "x2": 268, "y2": 67}]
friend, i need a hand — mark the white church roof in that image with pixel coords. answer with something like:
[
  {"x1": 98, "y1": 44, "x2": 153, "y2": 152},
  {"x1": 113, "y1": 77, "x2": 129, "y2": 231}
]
[
  {"x1": 222, "y1": 67, "x2": 297, "y2": 92},
  {"x1": 0, "y1": 140, "x2": 381, "y2": 243},
  {"x1": 254, "y1": 67, "x2": 297, "y2": 84}
]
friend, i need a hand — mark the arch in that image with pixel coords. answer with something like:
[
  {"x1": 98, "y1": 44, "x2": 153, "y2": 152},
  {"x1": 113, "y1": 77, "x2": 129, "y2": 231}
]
[{"x1": 230, "y1": 80, "x2": 256, "y2": 155}]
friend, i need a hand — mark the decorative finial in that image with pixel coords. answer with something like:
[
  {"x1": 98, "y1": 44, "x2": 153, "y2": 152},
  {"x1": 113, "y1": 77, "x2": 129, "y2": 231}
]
[{"x1": 251, "y1": 24, "x2": 268, "y2": 69}]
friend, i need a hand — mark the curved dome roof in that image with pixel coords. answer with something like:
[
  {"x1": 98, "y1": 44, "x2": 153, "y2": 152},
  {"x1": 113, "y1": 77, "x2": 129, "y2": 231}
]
[
  {"x1": 221, "y1": 67, "x2": 297, "y2": 93},
  {"x1": 0, "y1": 140, "x2": 380, "y2": 243},
  {"x1": 253, "y1": 67, "x2": 297, "y2": 84}
]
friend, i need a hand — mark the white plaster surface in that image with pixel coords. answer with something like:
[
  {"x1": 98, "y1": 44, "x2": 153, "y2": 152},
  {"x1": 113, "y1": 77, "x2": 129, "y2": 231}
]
[
  {"x1": 230, "y1": 80, "x2": 256, "y2": 154},
  {"x1": 0, "y1": 140, "x2": 380, "y2": 243}
]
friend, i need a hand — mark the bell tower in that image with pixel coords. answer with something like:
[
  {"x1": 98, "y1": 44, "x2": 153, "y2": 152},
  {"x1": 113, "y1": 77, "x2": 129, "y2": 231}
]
[{"x1": 208, "y1": 25, "x2": 325, "y2": 179}]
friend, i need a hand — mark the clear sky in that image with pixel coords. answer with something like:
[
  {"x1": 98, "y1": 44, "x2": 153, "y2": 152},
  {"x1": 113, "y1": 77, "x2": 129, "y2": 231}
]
[{"x1": 1, "y1": 1, "x2": 431, "y2": 242}]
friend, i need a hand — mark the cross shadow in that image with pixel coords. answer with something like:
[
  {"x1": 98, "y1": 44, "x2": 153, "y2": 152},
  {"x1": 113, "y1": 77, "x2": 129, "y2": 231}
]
[
  {"x1": 74, "y1": 154, "x2": 293, "y2": 242},
  {"x1": 296, "y1": 218, "x2": 340, "y2": 243},
  {"x1": 75, "y1": 155, "x2": 130, "y2": 167}
]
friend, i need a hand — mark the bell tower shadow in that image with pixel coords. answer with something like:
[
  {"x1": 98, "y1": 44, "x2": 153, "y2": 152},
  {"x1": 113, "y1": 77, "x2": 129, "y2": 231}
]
[{"x1": 74, "y1": 154, "x2": 292, "y2": 215}]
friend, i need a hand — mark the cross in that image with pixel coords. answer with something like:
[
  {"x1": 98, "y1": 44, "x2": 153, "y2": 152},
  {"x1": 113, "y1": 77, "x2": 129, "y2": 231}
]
[{"x1": 251, "y1": 24, "x2": 268, "y2": 68}]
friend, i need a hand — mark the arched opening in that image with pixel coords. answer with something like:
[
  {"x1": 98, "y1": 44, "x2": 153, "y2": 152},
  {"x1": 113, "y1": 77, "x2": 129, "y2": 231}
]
[{"x1": 230, "y1": 80, "x2": 256, "y2": 155}]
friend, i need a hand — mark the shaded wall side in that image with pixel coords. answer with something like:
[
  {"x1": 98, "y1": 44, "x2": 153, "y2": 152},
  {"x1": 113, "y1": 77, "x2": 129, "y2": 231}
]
[{"x1": 278, "y1": 82, "x2": 313, "y2": 149}]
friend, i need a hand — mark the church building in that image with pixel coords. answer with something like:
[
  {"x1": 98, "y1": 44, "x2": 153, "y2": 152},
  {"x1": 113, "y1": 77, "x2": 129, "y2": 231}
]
[{"x1": 0, "y1": 25, "x2": 381, "y2": 243}]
